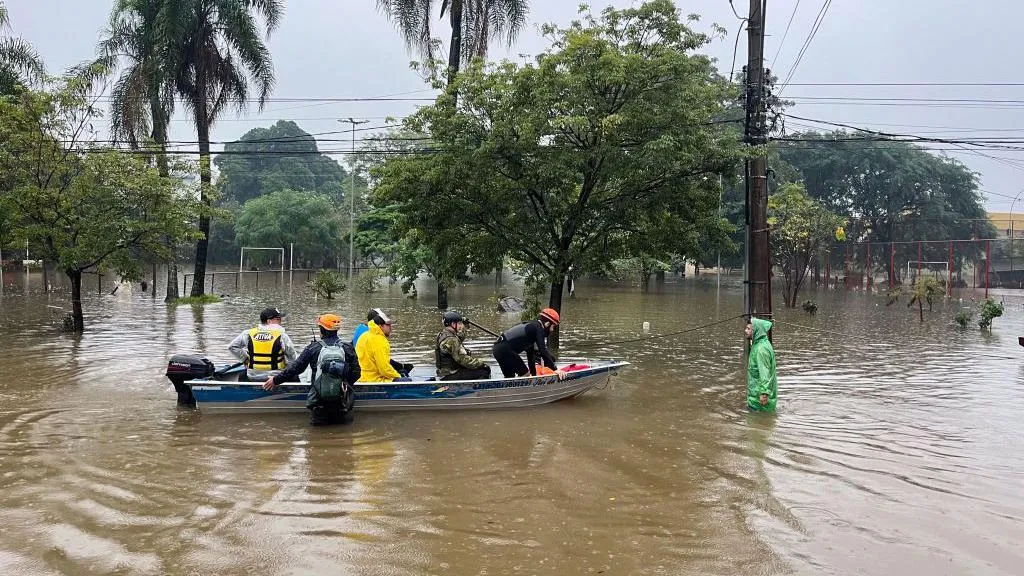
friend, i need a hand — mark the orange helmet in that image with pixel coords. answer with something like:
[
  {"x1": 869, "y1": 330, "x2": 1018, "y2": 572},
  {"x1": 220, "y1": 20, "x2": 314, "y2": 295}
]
[
  {"x1": 317, "y1": 313, "x2": 342, "y2": 331},
  {"x1": 539, "y1": 308, "x2": 560, "y2": 326}
]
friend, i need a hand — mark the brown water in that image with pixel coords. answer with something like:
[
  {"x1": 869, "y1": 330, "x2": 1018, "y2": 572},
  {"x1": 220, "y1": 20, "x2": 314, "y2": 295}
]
[{"x1": 2, "y1": 271, "x2": 1023, "y2": 575}]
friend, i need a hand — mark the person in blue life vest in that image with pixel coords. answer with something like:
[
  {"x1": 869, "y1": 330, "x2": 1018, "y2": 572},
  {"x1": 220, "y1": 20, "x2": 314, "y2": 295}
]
[{"x1": 228, "y1": 307, "x2": 297, "y2": 371}]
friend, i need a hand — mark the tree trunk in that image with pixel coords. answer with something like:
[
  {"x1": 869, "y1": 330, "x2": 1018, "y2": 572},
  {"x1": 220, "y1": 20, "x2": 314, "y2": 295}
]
[
  {"x1": 694, "y1": 263, "x2": 700, "y2": 276},
  {"x1": 437, "y1": 282, "x2": 449, "y2": 310},
  {"x1": 447, "y1": 0, "x2": 463, "y2": 86},
  {"x1": 164, "y1": 258, "x2": 179, "y2": 303},
  {"x1": 547, "y1": 273, "x2": 565, "y2": 349},
  {"x1": 69, "y1": 269, "x2": 84, "y2": 332},
  {"x1": 190, "y1": 95, "x2": 211, "y2": 297}
]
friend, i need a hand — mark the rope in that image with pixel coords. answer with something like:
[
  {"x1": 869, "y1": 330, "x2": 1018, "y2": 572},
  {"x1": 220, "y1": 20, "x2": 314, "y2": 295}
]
[{"x1": 572, "y1": 314, "x2": 746, "y2": 349}]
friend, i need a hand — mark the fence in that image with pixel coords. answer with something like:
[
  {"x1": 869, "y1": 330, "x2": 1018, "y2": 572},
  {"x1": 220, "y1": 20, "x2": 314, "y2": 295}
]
[
  {"x1": 812, "y1": 237, "x2": 1024, "y2": 298},
  {"x1": 181, "y1": 267, "x2": 379, "y2": 295}
]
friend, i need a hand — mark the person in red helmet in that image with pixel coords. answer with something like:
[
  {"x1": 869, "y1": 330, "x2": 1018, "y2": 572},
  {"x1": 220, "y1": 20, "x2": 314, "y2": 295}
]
[{"x1": 491, "y1": 308, "x2": 566, "y2": 379}]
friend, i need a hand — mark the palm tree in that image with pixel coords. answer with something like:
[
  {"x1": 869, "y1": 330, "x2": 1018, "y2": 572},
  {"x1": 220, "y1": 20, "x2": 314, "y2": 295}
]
[
  {"x1": 0, "y1": 0, "x2": 46, "y2": 94},
  {"x1": 376, "y1": 0, "x2": 528, "y2": 308},
  {"x1": 377, "y1": 0, "x2": 528, "y2": 84},
  {"x1": 168, "y1": 0, "x2": 281, "y2": 296},
  {"x1": 99, "y1": 0, "x2": 181, "y2": 301}
]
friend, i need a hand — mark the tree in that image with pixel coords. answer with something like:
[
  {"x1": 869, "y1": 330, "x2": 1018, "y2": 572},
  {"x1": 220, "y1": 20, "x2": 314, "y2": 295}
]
[
  {"x1": 777, "y1": 133, "x2": 995, "y2": 283},
  {"x1": 768, "y1": 183, "x2": 843, "y2": 308},
  {"x1": 0, "y1": 83, "x2": 199, "y2": 331},
  {"x1": 376, "y1": 0, "x2": 529, "y2": 82},
  {"x1": 99, "y1": 0, "x2": 183, "y2": 301},
  {"x1": 171, "y1": 0, "x2": 282, "y2": 296},
  {"x1": 375, "y1": 1, "x2": 741, "y2": 343},
  {"x1": 0, "y1": 1, "x2": 45, "y2": 95},
  {"x1": 376, "y1": 0, "x2": 529, "y2": 308},
  {"x1": 234, "y1": 190, "x2": 342, "y2": 266},
  {"x1": 214, "y1": 120, "x2": 350, "y2": 205}
]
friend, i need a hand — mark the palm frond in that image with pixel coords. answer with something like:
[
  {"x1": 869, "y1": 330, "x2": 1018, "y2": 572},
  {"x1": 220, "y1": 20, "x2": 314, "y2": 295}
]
[
  {"x1": 0, "y1": 36, "x2": 45, "y2": 83},
  {"x1": 377, "y1": 0, "x2": 436, "y2": 60}
]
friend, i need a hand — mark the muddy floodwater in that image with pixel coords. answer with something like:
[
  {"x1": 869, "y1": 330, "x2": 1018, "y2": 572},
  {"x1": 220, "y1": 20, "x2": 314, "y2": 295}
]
[{"x1": 1, "y1": 270, "x2": 1023, "y2": 575}]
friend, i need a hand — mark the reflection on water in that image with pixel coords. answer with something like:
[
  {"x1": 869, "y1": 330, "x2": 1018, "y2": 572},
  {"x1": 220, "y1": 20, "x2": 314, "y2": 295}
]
[{"x1": 1, "y1": 272, "x2": 1024, "y2": 575}]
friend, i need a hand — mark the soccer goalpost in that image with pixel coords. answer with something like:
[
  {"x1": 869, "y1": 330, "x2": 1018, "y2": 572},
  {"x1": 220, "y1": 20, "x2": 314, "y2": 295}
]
[{"x1": 239, "y1": 247, "x2": 285, "y2": 274}]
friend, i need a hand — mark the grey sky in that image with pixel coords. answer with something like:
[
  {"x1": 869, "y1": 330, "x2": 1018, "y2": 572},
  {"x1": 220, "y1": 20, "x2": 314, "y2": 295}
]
[{"x1": 7, "y1": 0, "x2": 1024, "y2": 210}]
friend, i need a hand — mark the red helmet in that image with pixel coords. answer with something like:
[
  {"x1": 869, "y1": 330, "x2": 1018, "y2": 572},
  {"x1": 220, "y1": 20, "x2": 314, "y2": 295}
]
[{"x1": 539, "y1": 308, "x2": 560, "y2": 326}]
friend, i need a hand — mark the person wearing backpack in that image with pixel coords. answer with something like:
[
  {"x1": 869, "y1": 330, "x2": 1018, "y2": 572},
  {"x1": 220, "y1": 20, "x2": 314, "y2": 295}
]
[{"x1": 263, "y1": 314, "x2": 357, "y2": 426}]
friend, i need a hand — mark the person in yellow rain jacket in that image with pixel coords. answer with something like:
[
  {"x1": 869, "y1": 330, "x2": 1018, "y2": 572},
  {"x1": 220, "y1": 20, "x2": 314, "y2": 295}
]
[{"x1": 356, "y1": 309, "x2": 413, "y2": 382}]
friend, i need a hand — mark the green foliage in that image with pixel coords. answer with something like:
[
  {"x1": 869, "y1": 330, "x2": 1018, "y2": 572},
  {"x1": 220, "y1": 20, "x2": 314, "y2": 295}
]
[
  {"x1": 954, "y1": 308, "x2": 973, "y2": 329},
  {"x1": 0, "y1": 81, "x2": 201, "y2": 331},
  {"x1": 906, "y1": 276, "x2": 945, "y2": 322},
  {"x1": 214, "y1": 121, "x2": 353, "y2": 205},
  {"x1": 979, "y1": 298, "x2": 1004, "y2": 330},
  {"x1": 352, "y1": 269, "x2": 385, "y2": 293},
  {"x1": 769, "y1": 183, "x2": 844, "y2": 307},
  {"x1": 171, "y1": 294, "x2": 222, "y2": 305},
  {"x1": 0, "y1": 1, "x2": 45, "y2": 95},
  {"x1": 777, "y1": 132, "x2": 993, "y2": 278},
  {"x1": 801, "y1": 300, "x2": 818, "y2": 315},
  {"x1": 518, "y1": 268, "x2": 545, "y2": 322},
  {"x1": 374, "y1": 1, "x2": 741, "y2": 316},
  {"x1": 309, "y1": 269, "x2": 346, "y2": 299},
  {"x1": 234, "y1": 190, "x2": 342, "y2": 266},
  {"x1": 375, "y1": 0, "x2": 529, "y2": 73}
]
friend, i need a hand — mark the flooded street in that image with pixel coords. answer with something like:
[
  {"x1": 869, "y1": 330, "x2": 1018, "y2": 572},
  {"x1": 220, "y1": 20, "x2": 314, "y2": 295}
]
[{"x1": 2, "y1": 272, "x2": 1023, "y2": 575}]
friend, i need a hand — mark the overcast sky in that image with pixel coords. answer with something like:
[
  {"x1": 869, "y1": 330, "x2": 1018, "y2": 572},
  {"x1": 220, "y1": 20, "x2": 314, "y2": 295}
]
[{"x1": 8, "y1": 0, "x2": 1024, "y2": 210}]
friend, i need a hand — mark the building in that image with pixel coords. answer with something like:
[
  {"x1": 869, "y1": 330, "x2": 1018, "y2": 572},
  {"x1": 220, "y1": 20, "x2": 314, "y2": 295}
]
[{"x1": 987, "y1": 212, "x2": 1024, "y2": 239}]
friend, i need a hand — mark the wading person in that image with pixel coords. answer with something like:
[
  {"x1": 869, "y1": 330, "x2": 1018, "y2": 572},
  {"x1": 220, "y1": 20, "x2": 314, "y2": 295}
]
[
  {"x1": 436, "y1": 311, "x2": 491, "y2": 381},
  {"x1": 263, "y1": 314, "x2": 356, "y2": 426},
  {"x1": 228, "y1": 307, "x2": 297, "y2": 372},
  {"x1": 356, "y1": 309, "x2": 413, "y2": 382},
  {"x1": 746, "y1": 318, "x2": 778, "y2": 412},
  {"x1": 492, "y1": 308, "x2": 566, "y2": 379}
]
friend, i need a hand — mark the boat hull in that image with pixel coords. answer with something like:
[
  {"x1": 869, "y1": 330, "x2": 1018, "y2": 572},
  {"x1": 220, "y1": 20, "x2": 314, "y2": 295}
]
[{"x1": 185, "y1": 362, "x2": 629, "y2": 414}]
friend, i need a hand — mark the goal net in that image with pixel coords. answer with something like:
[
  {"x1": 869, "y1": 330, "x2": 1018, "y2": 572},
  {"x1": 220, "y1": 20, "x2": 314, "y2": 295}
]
[{"x1": 906, "y1": 261, "x2": 949, "y2": 284}]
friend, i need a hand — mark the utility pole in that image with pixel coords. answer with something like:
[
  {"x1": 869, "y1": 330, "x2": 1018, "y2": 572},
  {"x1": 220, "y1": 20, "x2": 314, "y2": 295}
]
[
  {"x1": 745, "y1": 0, "x2": 772, "y2": 324},
  {"x1": 339, "y1": 118, "x2": 369, "y2": 280}
]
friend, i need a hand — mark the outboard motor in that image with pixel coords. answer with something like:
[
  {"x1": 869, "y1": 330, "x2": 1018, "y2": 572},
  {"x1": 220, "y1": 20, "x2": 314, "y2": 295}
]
[{"x1": 166, "y1": 354, "x2": 214, "y2": 407}]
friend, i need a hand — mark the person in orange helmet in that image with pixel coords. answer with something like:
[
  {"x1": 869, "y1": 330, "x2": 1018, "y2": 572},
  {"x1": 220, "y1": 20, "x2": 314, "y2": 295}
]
[
  {"x1": 263, "y1": 313, "x2": 357, "y2": 426},
  {"x1": 491, "y1": 308, "x2": 566, "y2": 379}
]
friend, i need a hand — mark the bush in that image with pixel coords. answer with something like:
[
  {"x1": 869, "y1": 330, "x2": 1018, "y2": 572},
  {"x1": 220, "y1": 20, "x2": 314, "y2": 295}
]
[
  {"x1": 171, "y1": 294, "x2": 222, "y2": 305},
  {"x1": 309, "y1": 270, "x2": 346, "y2": 299},
  {"x1": 978, "y1": 298, "x2": 1004, "y2": 330},
  {"x1": 353, "y1": 269, "x2": 384, "y2": 293},
  {"x1": 954, "y1": 308, "x2": 973, "y2": 329},
  {"x1": 801, "y1": 300, "x2": 818, "y2": 315}
]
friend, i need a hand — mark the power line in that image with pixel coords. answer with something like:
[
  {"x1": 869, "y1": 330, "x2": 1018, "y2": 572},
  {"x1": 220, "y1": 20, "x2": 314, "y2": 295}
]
[
  {"x1": 770, "y1": 0, "x2": 802, "y2": 68},
  {"x1": 778, "y1": 0, "x2": 832, "y2": 92}
]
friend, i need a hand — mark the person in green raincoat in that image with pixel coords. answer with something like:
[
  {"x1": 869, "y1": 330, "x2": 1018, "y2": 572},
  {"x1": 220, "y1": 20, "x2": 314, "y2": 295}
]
[{"x1": 745, "y1": 318, "x2": 778, "y2": 412}]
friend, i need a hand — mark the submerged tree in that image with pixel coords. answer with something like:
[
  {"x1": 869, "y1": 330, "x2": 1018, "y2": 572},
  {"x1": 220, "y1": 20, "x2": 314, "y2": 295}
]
[
  {"x1": 0, "y1": 82, "x2": 200, "y2": 331},
  {"x1": 768, "y1": 183, "x2": 843, "y2": 308},
  {"x1": 374, "y1": 1, "x2": 741, "y2": 343},
  {"x1": 170, "y1": 0, "x2": 282, "y2": 297}
]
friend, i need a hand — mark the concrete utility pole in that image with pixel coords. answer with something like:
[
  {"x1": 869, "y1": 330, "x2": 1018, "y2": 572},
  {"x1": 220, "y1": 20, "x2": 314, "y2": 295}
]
[
  {"x1": 339, "y1": 118, "x2": 369, "y2": 280},
  {"x1": 745, "y1": 0, "x2": 772, "y2": 323}
]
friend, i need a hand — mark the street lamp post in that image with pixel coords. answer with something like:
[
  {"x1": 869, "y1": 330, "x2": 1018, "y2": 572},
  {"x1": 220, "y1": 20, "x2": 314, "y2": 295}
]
[{"x1": 339, "y1": 118, "x2": 369, "y2": 280}]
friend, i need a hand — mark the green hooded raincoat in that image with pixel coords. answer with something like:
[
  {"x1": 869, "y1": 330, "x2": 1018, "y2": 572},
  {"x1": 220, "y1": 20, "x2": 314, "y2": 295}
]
[{"x1": 747, "y1": 318, "x2": 778, "y2": 412}]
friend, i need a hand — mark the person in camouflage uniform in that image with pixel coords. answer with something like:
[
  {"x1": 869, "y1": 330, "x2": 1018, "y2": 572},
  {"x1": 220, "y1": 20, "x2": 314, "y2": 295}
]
[{"x1": 435, "y1": 311, "x2": 491, "y2": 381}]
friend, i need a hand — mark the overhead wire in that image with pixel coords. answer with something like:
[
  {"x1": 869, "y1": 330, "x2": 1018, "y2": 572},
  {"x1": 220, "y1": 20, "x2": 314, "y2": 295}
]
[
  {"x1": 777, "y1": 0, "x2": 832, "y2": 93},
  {"x1": 770, "y1": 0, "x2": 802, "y2": 68}
]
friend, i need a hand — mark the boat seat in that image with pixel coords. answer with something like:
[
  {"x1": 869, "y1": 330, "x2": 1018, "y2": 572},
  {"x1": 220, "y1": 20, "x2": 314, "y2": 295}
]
[{"x1": 245, "y1": 368, "x2": 282, "y2": 382}]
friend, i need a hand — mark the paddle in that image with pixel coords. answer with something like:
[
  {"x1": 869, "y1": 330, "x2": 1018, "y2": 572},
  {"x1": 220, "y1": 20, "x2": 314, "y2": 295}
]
[{"x1": 464, "y1": 318, "x2": 500, "y2": 339}]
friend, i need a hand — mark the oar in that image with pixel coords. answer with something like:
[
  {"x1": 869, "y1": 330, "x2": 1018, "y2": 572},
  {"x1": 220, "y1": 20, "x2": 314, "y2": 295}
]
[{"x1": 465, "y1": 318, "x2": 500, "y2": 339}]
